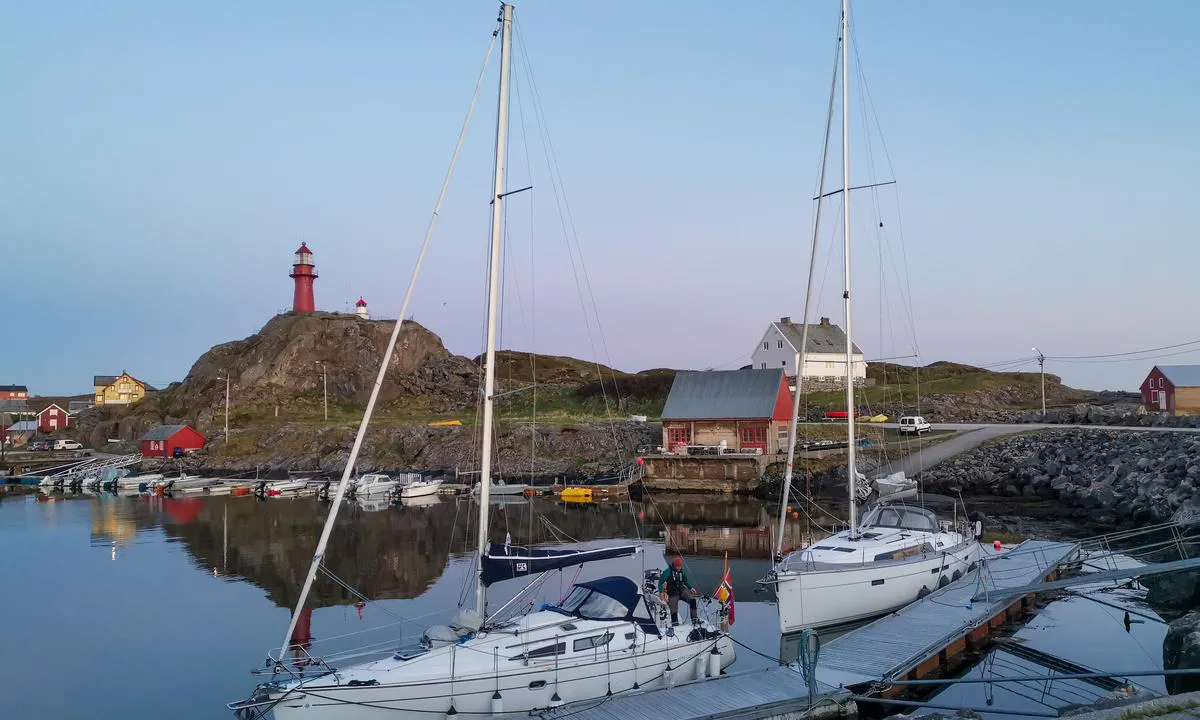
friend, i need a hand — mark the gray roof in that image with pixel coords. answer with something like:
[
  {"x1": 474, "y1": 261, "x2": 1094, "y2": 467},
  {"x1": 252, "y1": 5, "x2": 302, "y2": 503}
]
[
  {"x1": 1158, "y1": 365, "x2": 1200, "y2": 388},
  {"x1": 776, "y1": 317, "x2": 863, "y2": 356},
  {"x1": 0, "y1": 399, "x2": 31, "y2": 413},
  {"x1": 140, "y1": 424, "x2": 190, "y2": 441},
  {"x1": 94, "y1": 375, "x2": 118, "y2": 387},
  {"x1": 662, "y1": 368, "x2": 784, "y2": 420}
]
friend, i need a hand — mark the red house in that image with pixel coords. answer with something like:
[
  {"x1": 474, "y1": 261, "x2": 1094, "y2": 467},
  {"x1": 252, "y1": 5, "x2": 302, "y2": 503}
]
[
  {"x1": 36, "y1": 404, "x2": 72, "y2": 433},
  {"x1": 660, "y1": 368, "x2": 793, "y2": 454},
  {"x1": 1141, "y1": 365, "x2": 1200, "y2": 416},
  {"x1": 140, "y1": 424, "x2": 206, "y2": 458}
]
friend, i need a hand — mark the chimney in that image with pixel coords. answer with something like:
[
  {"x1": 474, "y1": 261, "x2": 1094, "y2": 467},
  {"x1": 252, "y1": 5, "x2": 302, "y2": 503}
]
[
  {"x1": 780, "y1": 316, "x2": 792, "y2": 324},
  {"x1": 819, "y1": 317, "x2": 830, "y2": 326}
]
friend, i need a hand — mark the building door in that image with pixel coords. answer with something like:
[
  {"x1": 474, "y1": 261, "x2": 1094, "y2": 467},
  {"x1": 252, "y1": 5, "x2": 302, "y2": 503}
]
[
  {"x1": 740, "y1": 425, "x2": 767, "y2": 452},
  {"x1": 1161, "y1": 390, "x2": 1169, "y2": 411}
]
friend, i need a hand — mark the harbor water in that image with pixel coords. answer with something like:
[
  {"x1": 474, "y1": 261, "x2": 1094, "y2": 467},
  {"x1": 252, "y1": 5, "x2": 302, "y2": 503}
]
[{"x1": 0, "y1": 490, "x2": 1171, "y2": 719}]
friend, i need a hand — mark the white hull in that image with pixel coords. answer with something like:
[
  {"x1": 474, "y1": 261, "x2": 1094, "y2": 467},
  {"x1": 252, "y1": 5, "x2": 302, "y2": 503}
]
[
  {"x1": 356, "y1": 482, "x2": 400, "y2": 498},
  {"x1": 260, "y1": 616, "x2": 733, "y2": 720},
  {"x1": 400, "y1": 481, "x2": 442, "y2": 499},
  {"x1": 474, "y1": 482, "x2": 529, "y2": 496},
  {"x1": 117, "y1": 474, "x2": 163, "y2": 489},
  {"x1": 774, "y1": 540, "x2": 979, "y2": 633}
]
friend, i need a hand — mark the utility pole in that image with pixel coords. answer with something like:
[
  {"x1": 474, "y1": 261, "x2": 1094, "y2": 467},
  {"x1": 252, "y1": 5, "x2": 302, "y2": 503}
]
[
  {"x1": 1032, "y1": 346, "x2": 1046, "y2": 419},
  {"x1": 320, "y1": 362, "x2": 327, "y2": 422},
  {"x1": 217, "y1": 375, "x2": 230, "y2": 442}
]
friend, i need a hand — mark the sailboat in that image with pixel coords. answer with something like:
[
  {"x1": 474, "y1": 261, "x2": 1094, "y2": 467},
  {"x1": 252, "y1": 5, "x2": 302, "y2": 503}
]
[
  {"x1": 229, "y1": 6, "x2": 733, "y2": 718},
  {"x1": 761, "y1": 0, "x2": 980, "y2": 636}
]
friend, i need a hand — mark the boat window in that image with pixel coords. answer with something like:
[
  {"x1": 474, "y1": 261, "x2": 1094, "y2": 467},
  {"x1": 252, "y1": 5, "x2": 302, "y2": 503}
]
[
  {"x1": 862, "y1": 506, "x2": 938, "y2": 532},
  {"x1": 573, "y1": 632, "x2": 614, "y2": 652},
  {"x1": 576, "y1": 592, "x2": 629, "y2": 620},
  {"x1": 558, "y1": 586, "x2": 591, "y2": 613},
  {"x1": 510, "y1": 642, "x2": 565, "y2": 661}
]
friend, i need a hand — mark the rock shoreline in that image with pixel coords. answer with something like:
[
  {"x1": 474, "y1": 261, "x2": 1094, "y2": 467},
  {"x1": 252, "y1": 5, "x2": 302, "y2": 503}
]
[{"x1": 921, "y1": 428, "x2": 1200, "y2": 525}]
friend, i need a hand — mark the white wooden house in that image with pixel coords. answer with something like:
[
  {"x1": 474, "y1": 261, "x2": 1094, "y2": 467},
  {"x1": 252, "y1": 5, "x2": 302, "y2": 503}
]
[{"x1": 750, "y1": 316, "x2": 866, "y2": 386}]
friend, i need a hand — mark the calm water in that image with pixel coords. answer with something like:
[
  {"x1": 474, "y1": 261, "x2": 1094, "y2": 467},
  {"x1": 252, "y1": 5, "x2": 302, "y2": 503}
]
[{"x1": 0, "y1": 490, "x2": 1168, "y2": 719}]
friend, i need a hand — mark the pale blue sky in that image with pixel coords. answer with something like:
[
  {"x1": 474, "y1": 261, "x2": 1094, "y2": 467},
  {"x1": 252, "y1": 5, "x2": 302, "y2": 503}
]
[{"x1": 3, "y1": 1, "x2": 1198, "y2": 395}]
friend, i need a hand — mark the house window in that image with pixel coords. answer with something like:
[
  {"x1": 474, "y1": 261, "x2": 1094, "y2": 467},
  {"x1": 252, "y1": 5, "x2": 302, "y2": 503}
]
[
  {"x1": 825, "y1": 362, "x2": 834, "y2": 369},
  {"x1": 1160, "y1": 378, "x2": 1165, "y2": 388},
  {"x1": 1152, "y1": 390, "x2": 1159, "y2": 401},
  {"x1": 782, "y1": 360, "x2": 786, "y2": 366},
  {"x1": 667, "y1": 426, "x2": 691, "y2": 446},
  {"x1": 761, "y1": 363, "x2": 766, "y2": 369},
  {"x1": 763, "y1": 341, "x2": 769, "y2": 350},
  {"x1": 777, "y1": 340, "x2": 783, "y2": 349}
]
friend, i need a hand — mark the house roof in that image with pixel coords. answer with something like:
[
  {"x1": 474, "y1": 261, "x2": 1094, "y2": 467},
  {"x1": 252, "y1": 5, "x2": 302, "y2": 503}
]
[
  {"x1": 0, "y1": 399, "x2": 30, "y2": 413},
  {"x1": 0, "y1": 384, "x2": 28, "y2": 392},
  {"x1": 36, "y1": 403, "x2": 68, "y2": 417},
  {"x1": 776, "y1": 317, "x2": 863, "y2": 356},
  {"x1": 1158, "y1": 365, "x2": 1200, "y2": 388},
  {"x1": 94, "y1": 373, "x2": 158, "y2": 392},
  {"x1": 141, "y1": 424, "x2": 192, "y2": 441},
  {"x1": 662, "y1": 368, "x2": 785, "y2": 420}
]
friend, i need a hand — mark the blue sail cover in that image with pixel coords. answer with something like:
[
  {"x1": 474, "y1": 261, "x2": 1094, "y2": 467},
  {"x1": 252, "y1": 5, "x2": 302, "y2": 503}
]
[{"x1": 481, "y1": 543, "x2": 639, "y2": 586}]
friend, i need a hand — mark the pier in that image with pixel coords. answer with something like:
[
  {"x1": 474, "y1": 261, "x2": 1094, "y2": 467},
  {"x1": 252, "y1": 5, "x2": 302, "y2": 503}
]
[{"x1": 547, "y1": 539, "x2": 1082, "y2": 720}]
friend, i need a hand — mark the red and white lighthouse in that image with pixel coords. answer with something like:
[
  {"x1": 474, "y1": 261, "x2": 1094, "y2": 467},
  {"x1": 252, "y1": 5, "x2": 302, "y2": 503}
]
[
  {"x1": 355, "y1": 297, "x2": 369, "y2": 320},
  {"x1": 289, "y1": 242, "x2": 318, "y2": 314}
]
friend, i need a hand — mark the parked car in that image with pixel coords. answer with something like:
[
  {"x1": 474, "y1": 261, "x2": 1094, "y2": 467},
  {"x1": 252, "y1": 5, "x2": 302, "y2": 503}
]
[
  {"x1": 27, "y1": 440, "x2": 52, "y2": 451},
  {"x1": 898, "y1": 416, "x2": 931, "y2": 435},
  {"x1": 53, "y1": 439, "x2": 84, "y2": 451}
]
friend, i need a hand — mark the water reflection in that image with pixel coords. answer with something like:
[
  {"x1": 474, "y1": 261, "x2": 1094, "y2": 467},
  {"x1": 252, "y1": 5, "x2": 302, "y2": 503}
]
[{"x1": 65, "y1": 490, "x2": 807, "y2": 612}]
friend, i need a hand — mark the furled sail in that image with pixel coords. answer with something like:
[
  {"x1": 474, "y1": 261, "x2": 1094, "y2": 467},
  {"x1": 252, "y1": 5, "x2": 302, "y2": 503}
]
[{"x1": 481, "y1": 543, "x2": 639, "y2": 586}]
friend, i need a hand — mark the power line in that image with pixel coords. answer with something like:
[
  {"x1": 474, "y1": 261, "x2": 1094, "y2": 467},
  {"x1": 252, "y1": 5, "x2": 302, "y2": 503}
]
[{"x1": 1046, "y1": 337, "x2": 1200, "y2": 361}]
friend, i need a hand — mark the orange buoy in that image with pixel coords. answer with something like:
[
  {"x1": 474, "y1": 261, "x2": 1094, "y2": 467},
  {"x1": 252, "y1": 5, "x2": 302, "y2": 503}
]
[{"x1": 232, "y1": 487, "x2": 250, "y2": 497}]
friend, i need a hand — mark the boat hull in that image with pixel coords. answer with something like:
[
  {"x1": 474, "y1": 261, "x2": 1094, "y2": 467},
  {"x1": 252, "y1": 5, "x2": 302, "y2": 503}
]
[
  {"x1": 265, "y1": 635, "x2": 734, "y2": 720},
  {"x1": 399, "y1": 482, "x2": 441, "y2": 499},
  {"x1": 773, "y1": 541, "x2": 980, "y2": 634}
]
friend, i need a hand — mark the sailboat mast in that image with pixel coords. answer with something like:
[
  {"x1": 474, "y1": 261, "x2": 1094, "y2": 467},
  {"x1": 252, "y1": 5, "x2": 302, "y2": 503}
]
[
  {"x1": 840, "y1": 0, "x2": 858, "y2": 538},
  {"x1": 475, "y1": 1, "x2": 513, "y2": 619}
]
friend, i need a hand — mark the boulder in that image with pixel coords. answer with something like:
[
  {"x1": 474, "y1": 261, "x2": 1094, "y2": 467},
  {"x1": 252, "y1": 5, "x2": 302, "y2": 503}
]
[{"x1": 1164, "y1": 611, "x2": 1200, "y2": 694}]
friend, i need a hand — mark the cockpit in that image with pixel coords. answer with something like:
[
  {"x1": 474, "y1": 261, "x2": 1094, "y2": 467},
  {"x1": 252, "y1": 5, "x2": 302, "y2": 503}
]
[{"x1": 861, "y1": 505, "x2": 939, "y2": 532}]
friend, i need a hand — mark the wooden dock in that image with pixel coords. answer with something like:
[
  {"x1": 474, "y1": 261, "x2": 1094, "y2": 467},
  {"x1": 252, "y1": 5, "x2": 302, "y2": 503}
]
[{"x1": 544, "y1": 539, "x2": 1080, "y2": 720}]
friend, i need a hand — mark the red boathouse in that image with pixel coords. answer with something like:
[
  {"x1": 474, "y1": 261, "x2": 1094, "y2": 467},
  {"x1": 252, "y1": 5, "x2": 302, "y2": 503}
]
[{"x1": 140, "y1": 424, "x2": 206, "y2": 458}]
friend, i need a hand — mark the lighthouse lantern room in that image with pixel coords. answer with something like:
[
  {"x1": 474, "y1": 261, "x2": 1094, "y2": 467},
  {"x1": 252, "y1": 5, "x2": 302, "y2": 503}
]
[
  {"x1": 355, "y1": 297, "x2": 369, "y2": 320},
  {"x1": 290, "y1": 242, "x2": 318, "y2": 314}
]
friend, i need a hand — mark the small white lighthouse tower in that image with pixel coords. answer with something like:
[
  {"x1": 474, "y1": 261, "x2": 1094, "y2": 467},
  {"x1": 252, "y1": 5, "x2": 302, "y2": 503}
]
[{"x1": 354, "y1": 297, "x2": 369, "y2": 320}]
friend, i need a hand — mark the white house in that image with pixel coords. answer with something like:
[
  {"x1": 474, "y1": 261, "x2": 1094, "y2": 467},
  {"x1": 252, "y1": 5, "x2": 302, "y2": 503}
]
[{"x1": 750, "y1": 316, "x2": 866, "y2": 386}]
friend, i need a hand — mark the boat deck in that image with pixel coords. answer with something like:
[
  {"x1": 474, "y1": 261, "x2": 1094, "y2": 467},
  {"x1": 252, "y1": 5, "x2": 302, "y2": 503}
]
[{"x1": 814, "y1": 539, "x2": 1080, "y2": 688}]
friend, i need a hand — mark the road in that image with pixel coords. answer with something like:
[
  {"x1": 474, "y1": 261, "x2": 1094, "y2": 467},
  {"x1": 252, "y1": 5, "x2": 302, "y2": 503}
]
[{"x1": 873, "y1": 421, "x2": 1200, "y2": 479}]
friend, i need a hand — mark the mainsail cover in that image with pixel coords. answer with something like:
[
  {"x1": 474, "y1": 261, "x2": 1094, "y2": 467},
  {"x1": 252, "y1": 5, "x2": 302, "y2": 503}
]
[{"x1": 481, "y1": 543, "x2": 639, "y2": 586}]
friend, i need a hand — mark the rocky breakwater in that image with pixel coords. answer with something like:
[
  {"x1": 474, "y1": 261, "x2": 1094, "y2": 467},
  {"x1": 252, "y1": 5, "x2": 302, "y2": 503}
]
[{"x1": 920, "y1": 428, "x2": 1200, "y2": 525}]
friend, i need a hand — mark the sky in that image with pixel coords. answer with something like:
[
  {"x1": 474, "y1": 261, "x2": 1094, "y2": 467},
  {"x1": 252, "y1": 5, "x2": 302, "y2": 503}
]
[{"x1": 3, "y1": 0, "x2": 1199, "y2": 395}]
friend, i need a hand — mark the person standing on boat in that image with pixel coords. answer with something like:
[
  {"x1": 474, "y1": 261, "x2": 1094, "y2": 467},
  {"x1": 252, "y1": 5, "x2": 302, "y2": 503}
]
[{"x1": 658, "y1": 556, "x2": 699, "y2": 630}]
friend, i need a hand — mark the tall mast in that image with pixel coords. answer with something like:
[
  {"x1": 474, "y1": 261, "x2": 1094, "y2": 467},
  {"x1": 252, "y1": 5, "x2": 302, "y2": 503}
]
[
  {"x1": 475, "y1": 1, "x2": 513, "y2": 618},
  {"x1": 841, "y1": 0, "x2": 858, "y2": 538},
  {"x1": 774, "y1": 29, "x2": 842, "y2": 563}
]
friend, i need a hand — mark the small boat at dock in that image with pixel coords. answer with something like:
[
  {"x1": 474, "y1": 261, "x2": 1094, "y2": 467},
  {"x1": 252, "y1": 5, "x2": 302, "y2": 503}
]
[{"x1": 398, "y1": 477, "x2": 442, "y2": 499}]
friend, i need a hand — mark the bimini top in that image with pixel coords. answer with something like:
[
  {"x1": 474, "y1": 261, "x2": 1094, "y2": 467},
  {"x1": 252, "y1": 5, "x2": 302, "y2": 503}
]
[{"x1": 553, "y1": 577, "x2": 642, "y2": 621}]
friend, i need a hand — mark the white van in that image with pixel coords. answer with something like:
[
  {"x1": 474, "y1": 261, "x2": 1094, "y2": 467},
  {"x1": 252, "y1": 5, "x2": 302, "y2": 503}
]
[
  {"x1": 53, "y1": 439, "x2": 84, "y2": 451},
  {"x1": 898, "y1": 416, "x2": 931, "y2": 435}
]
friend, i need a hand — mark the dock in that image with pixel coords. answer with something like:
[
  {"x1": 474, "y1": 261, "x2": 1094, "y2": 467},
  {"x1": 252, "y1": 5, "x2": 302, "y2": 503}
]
[
  {"x1": 546, "y1": 539, "x2": 1080, "y2": 720},
  {"x1": 816, "y1": 539, "x2": 1079, "y2": 690}
]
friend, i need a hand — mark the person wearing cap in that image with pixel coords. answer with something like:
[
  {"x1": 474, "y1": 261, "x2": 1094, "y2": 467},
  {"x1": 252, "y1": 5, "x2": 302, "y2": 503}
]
[{"x1": 657, "y1": 556, "x2": 698, "y2": 631}]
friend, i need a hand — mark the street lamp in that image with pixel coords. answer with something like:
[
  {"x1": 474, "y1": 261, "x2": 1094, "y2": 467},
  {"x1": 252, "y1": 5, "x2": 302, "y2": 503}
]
[
  {"x1": 216, "y1": 374, "x2": 230, "y2": 442},
  {"x1": 318, "y1": 362, "x2": 328, "y2": 422},
  {"x1": 1032, "y1": 346, "x2": 1046, "y2": 419}
]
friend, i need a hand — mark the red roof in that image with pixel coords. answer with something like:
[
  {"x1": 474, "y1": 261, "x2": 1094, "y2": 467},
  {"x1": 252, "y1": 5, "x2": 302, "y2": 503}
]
[
  {"x1": 295, "y1": 242, "x2": 312, "y2": 255},
  {"x1": 356, "y1": 297, "x2": 367, "y2": 307}
]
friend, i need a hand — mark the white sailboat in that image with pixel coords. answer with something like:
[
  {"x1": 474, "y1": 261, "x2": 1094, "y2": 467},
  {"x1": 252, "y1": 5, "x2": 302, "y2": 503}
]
[
  {"x1": 229, "y1": 7, "x2": 732, "y2": 717},
  {"x1": 762, "y1": 0, "x2": 980, "y2": 636}
]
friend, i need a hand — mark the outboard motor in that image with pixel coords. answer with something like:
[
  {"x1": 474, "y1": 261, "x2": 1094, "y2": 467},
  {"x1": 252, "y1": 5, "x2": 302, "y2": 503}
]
[
  {"x1": 253, "y1": 480, "x2": 268, "y2": 498},
  {"x1": 318, "y1": 480, "x2": 332, "y2": 501}
]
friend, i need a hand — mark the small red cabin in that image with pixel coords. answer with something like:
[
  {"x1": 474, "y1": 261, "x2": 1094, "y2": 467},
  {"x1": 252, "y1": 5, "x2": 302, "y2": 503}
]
[
  {"x1": 140, "y1": 424, "x2": 206, "y2": 458},
  {"x1": 36, "y1": 404, "x2": 72, "y2": 434}
]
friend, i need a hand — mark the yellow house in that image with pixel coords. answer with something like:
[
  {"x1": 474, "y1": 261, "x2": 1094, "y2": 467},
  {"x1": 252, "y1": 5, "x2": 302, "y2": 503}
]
[{"x1": 93, "y1": 372, "x2": 155, "y2": 406}]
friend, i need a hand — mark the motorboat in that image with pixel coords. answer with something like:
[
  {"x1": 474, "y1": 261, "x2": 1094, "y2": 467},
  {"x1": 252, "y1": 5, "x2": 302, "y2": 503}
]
[
  {"x1": 398, "y1": 477, "x2": 442, "y2": 499},
  {"x1": 116, "y1": 473, "x2": 163, "y2": 490},
  {"x1": 471, "y1": 479, "x2": 529, "y2": 496},
  {"x1": 355, "y1": 474, "x2": 401, "y2": 498}
]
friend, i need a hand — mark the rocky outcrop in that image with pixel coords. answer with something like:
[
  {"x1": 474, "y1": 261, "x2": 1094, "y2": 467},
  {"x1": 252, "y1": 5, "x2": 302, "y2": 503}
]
[
  {"x1": 1022, "y1": 403, "x2": 1200, "y2": 429},
  {"x1": 920, "y1": 429, "x2": 1200, "y2": 525}
]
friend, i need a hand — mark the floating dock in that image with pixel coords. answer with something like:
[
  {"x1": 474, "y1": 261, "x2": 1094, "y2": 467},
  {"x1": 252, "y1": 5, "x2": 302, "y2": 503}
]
[{"x1": 547, "y1": 539, "x2": 1080, "y2": 720}]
